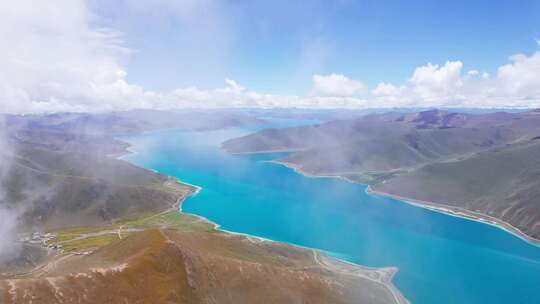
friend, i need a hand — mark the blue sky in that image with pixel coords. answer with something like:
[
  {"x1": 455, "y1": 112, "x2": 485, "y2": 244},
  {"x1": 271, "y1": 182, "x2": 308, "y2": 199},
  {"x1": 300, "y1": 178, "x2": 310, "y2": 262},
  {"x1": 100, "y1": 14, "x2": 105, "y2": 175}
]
[
  {"x1": 114, "y1": 0, "x2": 540, "y2": 95},
  {"x1": 2, "y1": 0, "x2": 540, "y2": 113}
]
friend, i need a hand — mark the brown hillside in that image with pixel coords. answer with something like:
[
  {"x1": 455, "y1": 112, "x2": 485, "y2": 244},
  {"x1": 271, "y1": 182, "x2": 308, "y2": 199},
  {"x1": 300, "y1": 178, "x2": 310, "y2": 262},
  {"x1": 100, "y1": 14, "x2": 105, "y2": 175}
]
[{"x1": 1, "y1": 229, "x2": 402, "y2": 304}]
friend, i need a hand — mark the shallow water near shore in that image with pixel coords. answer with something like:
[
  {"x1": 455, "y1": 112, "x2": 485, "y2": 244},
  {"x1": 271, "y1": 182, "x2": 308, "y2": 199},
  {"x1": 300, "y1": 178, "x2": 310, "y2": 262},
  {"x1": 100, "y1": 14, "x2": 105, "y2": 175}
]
[{"x1": 121, "y1": 120, "x2": 540, "y2": 304}]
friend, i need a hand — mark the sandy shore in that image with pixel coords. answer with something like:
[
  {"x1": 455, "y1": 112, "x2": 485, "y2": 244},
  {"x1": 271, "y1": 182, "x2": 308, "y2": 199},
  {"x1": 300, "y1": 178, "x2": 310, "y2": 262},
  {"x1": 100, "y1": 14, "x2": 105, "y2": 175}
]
[
  {"x1": 117, "y1": 139, "x2": 409, "y2": 303},
  {"x1": 221, "y1": 145, "x2": 306, "y2": 155},
  {"x1": 366, "y1": 186, "x2": 540, "y2": 247},
  {"x1": 268, "y1": 158, "x2": 540, "y2": 247},
  {"x1": 172, "y1": 170, "x2": 409, "y2": 303},
  {"x1": 312, "y1": 250, "x2": 409, "y2": 304},
  {"x1": 266, "y1": 159, "x2": 357, "y2": 183}
]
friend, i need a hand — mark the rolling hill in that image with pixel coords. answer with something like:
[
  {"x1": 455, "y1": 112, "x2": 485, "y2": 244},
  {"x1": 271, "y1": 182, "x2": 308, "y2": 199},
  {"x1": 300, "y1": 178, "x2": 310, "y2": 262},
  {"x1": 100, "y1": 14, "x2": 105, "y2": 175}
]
[
  {"x1": 0, "y1": 110, "x2": 405, "y2": 304},
  {"x1": 222, "y1": 109, "x2": 540, "y2": 239}
]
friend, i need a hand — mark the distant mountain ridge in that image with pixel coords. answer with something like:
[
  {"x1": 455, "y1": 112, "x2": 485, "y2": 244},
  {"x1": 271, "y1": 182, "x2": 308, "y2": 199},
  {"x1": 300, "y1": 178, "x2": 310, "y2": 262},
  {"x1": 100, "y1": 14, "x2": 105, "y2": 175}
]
[
  {"x1": 0, "y1": 110, "x2": 270, "y2": 229},
  {"x1": 0, "y1": 110, "x2": 405, "y2": 304},
  {"x1": 222, "y1": 109, "x2": 540, "y2": 239}
]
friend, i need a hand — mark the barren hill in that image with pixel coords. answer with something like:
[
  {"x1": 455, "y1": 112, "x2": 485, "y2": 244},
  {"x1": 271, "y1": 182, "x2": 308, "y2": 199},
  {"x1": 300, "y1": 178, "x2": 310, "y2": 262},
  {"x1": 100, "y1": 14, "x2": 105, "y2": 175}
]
[{"x1": 222, "y1": 109, "x2": 540, "y2": 239}]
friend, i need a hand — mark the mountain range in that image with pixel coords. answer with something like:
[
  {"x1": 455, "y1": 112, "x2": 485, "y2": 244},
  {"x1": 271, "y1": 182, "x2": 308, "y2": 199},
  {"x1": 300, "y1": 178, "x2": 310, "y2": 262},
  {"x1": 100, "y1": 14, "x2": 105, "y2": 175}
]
[
  {"x1": 222, "y1": 109, "x2": 540, "y2": 239},
  {"x1": 0, "y1": 110, "x2": 404, "y2": 304}
]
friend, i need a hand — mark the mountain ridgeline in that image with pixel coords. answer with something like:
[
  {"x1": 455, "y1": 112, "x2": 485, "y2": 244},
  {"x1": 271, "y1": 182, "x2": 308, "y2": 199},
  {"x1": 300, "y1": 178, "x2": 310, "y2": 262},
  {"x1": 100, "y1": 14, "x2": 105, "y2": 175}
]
[
  {"x1": 1, "y1": 110, "x2": 264, "y2": 229},
  {"x1": 222, "y1": 109, "x2": 540, "y2": 239},
  {"x1": 0, "y1": 110, "x2": 405, "y2": 304}
]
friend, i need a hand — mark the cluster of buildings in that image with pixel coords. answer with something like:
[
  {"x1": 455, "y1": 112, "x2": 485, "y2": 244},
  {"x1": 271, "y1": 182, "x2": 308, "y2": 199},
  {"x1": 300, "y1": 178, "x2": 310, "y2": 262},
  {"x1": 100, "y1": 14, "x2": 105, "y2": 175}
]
[
  {"x1": 20, "y1": 232, "x2": 62, "y2": 251},
  {"x1": 19, "y1": 231, "x2": 92, "y2": 255}
]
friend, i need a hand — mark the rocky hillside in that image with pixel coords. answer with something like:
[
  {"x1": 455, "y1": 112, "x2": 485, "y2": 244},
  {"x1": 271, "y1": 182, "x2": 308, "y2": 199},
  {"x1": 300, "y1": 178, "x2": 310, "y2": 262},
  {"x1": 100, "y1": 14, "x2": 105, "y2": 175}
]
[
  {"x1": 222, "y1": 109, "x2": 540, "y2": 239},
  {"x1": 2, "y1": 126, "x2": 188, "y2": 230},
  {"x1": 372, "y1": 139, "x2": 540, "y2": 239},
  {"x1": 1, "y1": 109, "x2": 267, "y2": 229},
  {"x1": 1, "y1": 227, "x2": 403, "y2": 304},
  {"x1": 0, "y1": 111, "x2": 405, "y2": 304}
]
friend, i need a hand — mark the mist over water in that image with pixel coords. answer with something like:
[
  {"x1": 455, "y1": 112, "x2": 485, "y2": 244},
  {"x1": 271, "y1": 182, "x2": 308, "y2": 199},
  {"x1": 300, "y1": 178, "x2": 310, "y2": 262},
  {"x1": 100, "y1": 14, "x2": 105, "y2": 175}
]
[{"x1": 121, "y1": 120, "x2": 540, "y2": 304}]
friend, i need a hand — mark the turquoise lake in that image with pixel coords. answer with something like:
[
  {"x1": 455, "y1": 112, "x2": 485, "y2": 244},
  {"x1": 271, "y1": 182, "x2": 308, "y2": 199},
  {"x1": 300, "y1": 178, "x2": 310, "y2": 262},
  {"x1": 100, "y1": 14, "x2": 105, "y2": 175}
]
[{"x1": 121, "y1": 120, "x2": 540, "y2": 304}]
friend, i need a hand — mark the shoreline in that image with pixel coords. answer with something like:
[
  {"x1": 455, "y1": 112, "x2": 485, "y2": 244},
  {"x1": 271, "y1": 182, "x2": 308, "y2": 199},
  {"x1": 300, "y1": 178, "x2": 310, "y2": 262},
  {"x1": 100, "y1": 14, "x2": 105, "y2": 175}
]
[
  {"x1": 118, "y1": 137, "x2": 408, "y2": 304},
  {"x1": 221, "y1": 145, "x2": 306, "y2": 155},
  {"x1": 179, "y1": 201, "x2": 408, "y2": 304},
  {"x1": 266, "y1": 159, "x2": 357, "y2": 183},
  {"x1": 313, "y1": 250, "x2": 408, "y2": 304},
  {"x1": 366, "y1": 186, "x2": 540, "y2": 247},
  {"x1": 267, "y1": 158, "x2": 540, "y2": 247}
]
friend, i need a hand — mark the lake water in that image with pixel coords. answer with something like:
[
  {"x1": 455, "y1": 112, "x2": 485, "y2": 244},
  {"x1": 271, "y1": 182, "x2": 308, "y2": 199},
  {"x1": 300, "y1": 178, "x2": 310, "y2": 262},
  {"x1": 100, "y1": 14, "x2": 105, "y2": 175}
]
[{"x1": 121, "y1": 120, "x2": 540, "y2": 304}]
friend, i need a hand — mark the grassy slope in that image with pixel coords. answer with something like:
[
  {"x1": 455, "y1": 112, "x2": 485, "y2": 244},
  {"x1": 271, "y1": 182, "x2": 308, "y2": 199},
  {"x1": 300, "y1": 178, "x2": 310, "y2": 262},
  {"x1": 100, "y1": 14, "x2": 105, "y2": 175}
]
[
  {"x1": 223, "y1": 110, "x2": 540, "y2": 179},
  {"x1": 0, "y1": 112, "x2": 405, "y2": 304},
  {"x1": 373, "y1": 140, "x2": 540, "y2": 239},
  {"x1": 1, "y1": 109, "x2": 268, "y2": 229},
  {"x1": 2, "y1": 144, "x2": 189, "y2": 229},
  {"x1": 222, "y1": 110, "x2": 540, "y2": 238},
  {"x1": 1, "y1": 211, "x2": 401, "y2": 304}
]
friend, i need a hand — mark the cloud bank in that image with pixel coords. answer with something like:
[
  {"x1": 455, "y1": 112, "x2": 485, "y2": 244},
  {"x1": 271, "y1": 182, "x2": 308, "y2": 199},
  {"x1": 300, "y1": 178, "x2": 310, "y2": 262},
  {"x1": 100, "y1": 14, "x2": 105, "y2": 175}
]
[
  {"x1": 372, "y1": 51, "x2": 540, "y2": 108},
  {"x1": 0, "y1": 117, "x2": 21, "y2": 262},
  {"x1": 0, "y1": 0, "x2": 539, "y2": 114},
  {"x1": 312, "y1": 74, "x2": 366, "y2": 97}
]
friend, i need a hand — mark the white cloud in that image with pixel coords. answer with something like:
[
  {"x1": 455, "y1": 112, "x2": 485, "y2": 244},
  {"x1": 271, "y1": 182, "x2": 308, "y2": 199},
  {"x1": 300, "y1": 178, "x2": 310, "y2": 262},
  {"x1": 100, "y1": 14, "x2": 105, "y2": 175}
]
[
  {"x1": 312, "y1": 74, "x2": 366, "y2": 96},
  {"x1": 0, "y1": 0, "x2": 150, "y2": 113},
  {"x1": 409, "y1": 61, "x2": 464, "y2": 102},
  {"x1": 0, "y1": 1, "x2": 540, "y2": 113},
  {"x1": 371, "y1": 83, "x2": 406, "y2": 98},
  {"x1": 0, "y1": 117, "x2": 22, "y2": 262},
  {"x1": 496, "y1": 52, "x2": 540, "y2": 99},
  {"x1": 0, "y1": 0, "x2": 369, "y2": 113},
  {"x1": 372, "y1": 48, "x2": 540, "y2": 108},
  {"x1": 224, "y1": 79, "x2": 246, "y2": 93},
  {"x1": 168, "y1": 79, "x2": 370, "y2": 109}
]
